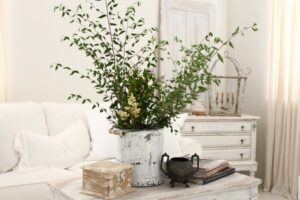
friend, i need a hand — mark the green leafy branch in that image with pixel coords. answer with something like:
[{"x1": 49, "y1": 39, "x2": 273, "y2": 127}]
[{"x1": 52, "y1": 0, "x2": 257, "y2": 130}]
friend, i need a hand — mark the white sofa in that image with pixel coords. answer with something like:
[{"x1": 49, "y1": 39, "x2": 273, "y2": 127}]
[{"x1": 0, "y1": 102, "x2": 198, "y2": 200}]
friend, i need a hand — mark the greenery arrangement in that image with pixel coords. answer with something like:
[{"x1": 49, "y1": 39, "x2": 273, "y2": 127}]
[{"x1": 52, "y1": 0, "x2": 257, "y2": 131}]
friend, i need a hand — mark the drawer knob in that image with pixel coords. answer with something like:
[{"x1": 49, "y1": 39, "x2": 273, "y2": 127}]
[
  {"x1": 241, "y1": 125, "x2": 245, "y2": 131},
  {"x1": 240, "y1": 139, "x2": 244, "y2": 145},
  {"x1": 240, "y1": 153, "x2": 244, "y2": 159},
  {"x1": 191, "y1": 126, "x2": 195, "y2": 132}
]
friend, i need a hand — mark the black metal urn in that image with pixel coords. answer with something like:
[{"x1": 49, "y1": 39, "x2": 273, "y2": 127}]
[{"x1": 161, "y1": 153, "x2": 200, "y2": 187}]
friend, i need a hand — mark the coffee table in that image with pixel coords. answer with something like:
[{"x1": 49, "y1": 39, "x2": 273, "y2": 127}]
[{"x1": 49, "y1": 173, "x2": 261, "y2": 200}]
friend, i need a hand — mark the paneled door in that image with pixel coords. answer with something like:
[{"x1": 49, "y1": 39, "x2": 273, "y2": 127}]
[{"x1": 159, "y1": 0, "x2": 216, "y2": 78}]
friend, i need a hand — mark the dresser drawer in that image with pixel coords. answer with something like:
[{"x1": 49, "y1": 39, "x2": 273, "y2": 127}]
[
  {"x1": 202, "y1": 149, "x2": 251, "y2": 161},
  {"x1": 183, "y1": 121, "x2": 252, "y2": 133},
  {"x1": 186, "y1": 135, "x2": 251, "y2": 148}
]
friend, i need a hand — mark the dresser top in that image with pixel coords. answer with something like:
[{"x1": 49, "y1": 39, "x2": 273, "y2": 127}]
[{"x1": 186, "y1": 114, "x2": 260, "y2": 121}]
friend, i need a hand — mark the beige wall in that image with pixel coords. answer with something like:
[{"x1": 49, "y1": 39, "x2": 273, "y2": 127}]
[
  {"x1": 4, "y1": 0, "x2": 227, "y2": 102},
  {"x1": 228, "y1": 0, "x2": 271, "y2": 180},
  {"x1": 4, "y1": 0, "x2": 160, "y2": 102}
]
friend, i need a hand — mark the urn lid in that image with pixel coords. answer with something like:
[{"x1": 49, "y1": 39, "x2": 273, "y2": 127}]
[{"x1": 83, "y1": 161, "x2": 132, "y2": 174}]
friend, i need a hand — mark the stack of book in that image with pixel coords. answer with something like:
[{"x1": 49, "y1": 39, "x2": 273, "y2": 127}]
[{"x1": 190, "y1": 158, "x2": 235, "y2": 185}]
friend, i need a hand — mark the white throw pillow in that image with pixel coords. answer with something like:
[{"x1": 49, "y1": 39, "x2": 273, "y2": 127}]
[
  {"x1": 85, "y1": 111, "x2": 118, "y2": 161},
  {"x1": 42, "y1": 103, "x2": 88, "y2": 136},
  {"x1": 164, "y1": 113, "x2": 188, "y2": 156},
  {"x1": 0, "y1": 102, "x2": 48, "y2": 173},
  {"x1": 15, "y1": 120, "x2": 90, "y2": 169}
]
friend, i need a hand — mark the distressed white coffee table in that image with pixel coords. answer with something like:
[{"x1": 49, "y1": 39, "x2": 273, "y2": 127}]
[{"x1": 49, "y1": 173, "x2": 261, "y2": 200}]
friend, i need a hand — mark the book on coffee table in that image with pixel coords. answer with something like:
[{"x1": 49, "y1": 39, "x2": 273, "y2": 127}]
[
  {"x1": 190, "y1": 167, "x2": 236, "y2": 185},
  {"x1": 186, "y1": 156, "x2": 229, "y2": 178},
  {"x1": 193, "y1": 158, "x2": 228, "y2": 173},
  {"x1": 194, "y1": 162, "x2": 230, "y2": 178}
]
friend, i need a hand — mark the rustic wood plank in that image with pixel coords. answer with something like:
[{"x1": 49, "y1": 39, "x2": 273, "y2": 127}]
[
  {"x1": 82, "y1": 161, "x2": 133, "y2": 199},
  {"x1": 49, "y1": 173, "x2": 261, "y2": 200}
]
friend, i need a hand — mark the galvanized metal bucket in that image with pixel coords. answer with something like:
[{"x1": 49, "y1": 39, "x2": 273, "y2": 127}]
[{"x1": 116, "y1": 129, "x2": 164, "y2": 187}]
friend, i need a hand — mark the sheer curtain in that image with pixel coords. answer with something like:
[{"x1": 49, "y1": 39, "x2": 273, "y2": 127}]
[
  {"x1": 0, "y1": 0, "x2": 6, "y2": 102},
  {"x1": 264, "y1": 0, "x2": 300, "y2": 199}
]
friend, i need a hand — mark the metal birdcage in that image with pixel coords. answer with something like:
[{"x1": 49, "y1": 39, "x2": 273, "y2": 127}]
[{"x1": 208, "y1": 52, "x2": 251, "y2": 116}]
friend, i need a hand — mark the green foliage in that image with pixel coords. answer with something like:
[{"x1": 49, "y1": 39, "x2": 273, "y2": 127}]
[{"x1": 51, "y1": 0, "x2": 257, "y2": 130}]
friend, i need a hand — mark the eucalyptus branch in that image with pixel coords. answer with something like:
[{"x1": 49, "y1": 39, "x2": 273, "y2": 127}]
[
  {"x1": 104, "y1": 0, "x2": 117, "y2": 65},
  {"x1": 122, "y1": 19, "x2": 130, "y2": 66},
  {"x1": 50, "y1": 63, "x2": 96, "y2": 83},
  {"x1": 68, "y1": 94, "x2": 107, "y2": 113},
  {"x1": 85, "y1": 0, "x2": 106, "y2": 16},
  {"x1": 52, "y1": 0, "x2": 257, "y2": 130},
  {"x1": 211, "y1": 23, "x2": 258, "y2": 60}
]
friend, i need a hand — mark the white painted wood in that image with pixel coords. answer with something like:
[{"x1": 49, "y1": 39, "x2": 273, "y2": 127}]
[
  {"x1": 183, "y1": 121, "x2": 252, "y2": 133},
  {"x1": 187, "y1": 135, "x2": 251, "y2": 148},
  {"x1": 49, "y1": 173, "x2": 261, "y2": 200},
  {"x1": 160, "y1": 0, "x2": 216, "y2": 79},
  {"x1": 229, "y1": 161, "x2": 257, "y2": 172},
  {"x1": 185, "y1": 114, "x2": 260, "y2": 121},
  {"x1": 117, "y1": 129, "x2": 164, "y2": 187},
  {"x1": 182, "y1": 115, "x2": 260, "y2": 176},
  {"x1": 202, "y1": 148, "x2": 251, "y2": 161},
  {"x1": 299, "y1": 176, "x2": 300, "y2": 200}
]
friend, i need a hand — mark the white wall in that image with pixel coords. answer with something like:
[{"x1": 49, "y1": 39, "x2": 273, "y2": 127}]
[
  {"x1": 228, "y1": 0, "x2": 271, "y2": 179},
  {"x1": 3, "y1": 0, "x2": 160, "y2": 102},
  {"x1": 4, "y1": 0, "x2": 227, "y2": 102}
]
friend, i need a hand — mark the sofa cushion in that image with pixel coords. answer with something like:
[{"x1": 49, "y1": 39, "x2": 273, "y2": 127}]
[
  {"x1": 15, "y1": 120, "x2": 90, "y2": 169},
  {"x1": 164, "y1": 113, "x2": 188, "y2": 156},
  {"x1": 42, "y1": 103, "x2": 88, "y2": 136},
  {"x1": 67, "y1": 160, "x2": 100, "y2": 174},
  {"x1": 85, "y1": 111, "x2": 118, "y2": 161},
  {"x1": 0, "y1": 102, "x2": 48, "y2": 173},
  {"x1": 68, "y1": 159, "x2": 116, "y2": 175},
  {"x1": 0, "y1": 167, "x2": 80, "y2": 189},
  {"x1": 180, "y1": 137, "x2": 203, "y2": 157}
]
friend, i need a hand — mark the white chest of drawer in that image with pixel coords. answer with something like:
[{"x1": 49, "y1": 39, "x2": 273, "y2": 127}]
[{"x1": 182, "y1": 115, "x2": 260, "y2": 177}]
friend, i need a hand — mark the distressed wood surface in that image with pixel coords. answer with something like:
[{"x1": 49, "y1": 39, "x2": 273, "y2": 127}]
[
  {"x1": 82, "y1": 161, "x2": 133, "y2": 199},
  {"x1": 182, "y1": 115, "x2": 259, "y2": 176},
  {"x1": 117, "y1": 129, "x2": 164, "y2": 187},
  {"x1": 185, "y1": 115, "x2": 260, "y2": 121},
  {"x1": 49, "y1": 173, "x2": 261, "y2": 200}
]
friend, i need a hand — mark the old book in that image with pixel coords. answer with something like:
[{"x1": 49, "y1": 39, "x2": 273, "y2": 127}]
[
  {"x1": 193, "y1": 158, "x2": 228, "y2": 173},
  {"x1": 190, "y1": 167, "x2": 236, "y2": 185},
  {"x1": 194, "y1": 162, "x2": 230, "y2": 178}
]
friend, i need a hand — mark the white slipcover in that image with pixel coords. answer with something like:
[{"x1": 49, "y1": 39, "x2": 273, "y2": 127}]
[
  {"x1": 42, "y1": 103, "x2": 88, "y2": 136},
  {"x1": 0, "y1": 102, "x2": 48, "y2": 173},
  {"x1": 15, "y1": 120, "x2": 90, "y2": 169}
]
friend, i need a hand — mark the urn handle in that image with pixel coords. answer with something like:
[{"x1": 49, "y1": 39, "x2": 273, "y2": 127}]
[
  {"x1": 161, "y1": 153, "x2": 169, "y2": 176},
  {"x1": 191, "y1": 153, "x2": 200, "y2": 175}
]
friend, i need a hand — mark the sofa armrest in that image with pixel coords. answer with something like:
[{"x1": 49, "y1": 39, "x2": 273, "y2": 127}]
[{"x1": 179, "y1": 137, "x2": 203, "y2": 157}]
